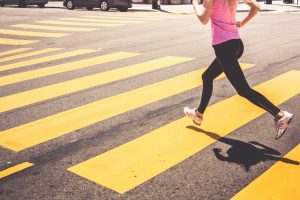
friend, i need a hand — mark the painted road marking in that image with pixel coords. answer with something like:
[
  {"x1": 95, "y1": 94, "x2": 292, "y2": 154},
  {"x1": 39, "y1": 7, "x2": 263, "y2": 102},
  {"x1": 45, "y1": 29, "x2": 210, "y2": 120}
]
[
  {"x1": 11, "y1": 24, "x2": 98, "y2": 32},
  {"x1": 0, "y1": 29, "x2": 69, "y2": 38},
  {"x1": 0, "y1": 48, "x2": 62, "y2": 63},
  {"x1": 60, "y1": 18, "x2": 144, "y2": 24},
  {"x1": 80, "y1": 16, "x2": 163, "y2": 21},
  {"x1": 232, "y1": 144, "x2": 300, "y2": 200},
  {"x1": 0, "y1": 63, "x2": 254, "y2": 152},
  {"x1": 0, "y1": 162, "x2": 33, "y2": 179},
  {"x1": 0, "y1": 48, "x2": 32, "y2": 57},
  {"x1": 36, "y1": 20, "x2": 124, "y2": 27},
  {"x1": 0, "y1": 38, "x2": 39, "y2": 45},
  {"x1": 0, "y1": 49, "x2": 98, "y2": 72},
  {"x1": 0, "y1": 56, "x2": 193, "y2": 112},
  {"x1": 67, "y1": 70, "x2": 300, "y2": 194},
  {"x1": 0, "y1": 52, "x2": 139, "y2": 86}
]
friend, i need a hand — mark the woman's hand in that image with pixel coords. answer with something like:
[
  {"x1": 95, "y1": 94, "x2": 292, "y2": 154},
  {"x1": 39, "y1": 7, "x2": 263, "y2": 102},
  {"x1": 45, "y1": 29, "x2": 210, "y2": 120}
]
[
  {"x1": 238, "y1": 0, "x2": 260, "y2": 28},
  {"x1": 192, "y1": 0, "x2": 201, "y2": 7},
  {"x1": 236, "y1": 21, "x2": 245, "y2": 28},
  {"x1": 193, "y1": 0, "x2": 213, "y2": 25}
]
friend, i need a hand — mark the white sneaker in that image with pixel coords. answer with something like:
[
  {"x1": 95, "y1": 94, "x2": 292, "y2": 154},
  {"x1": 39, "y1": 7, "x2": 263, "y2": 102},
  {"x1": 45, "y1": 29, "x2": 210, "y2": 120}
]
[
  {"x1": 183, "y1": 107, "x2": 203, "y2": 125},
  {"x1": 274, "y1": 111, "x2": 294, "y2": 140}
]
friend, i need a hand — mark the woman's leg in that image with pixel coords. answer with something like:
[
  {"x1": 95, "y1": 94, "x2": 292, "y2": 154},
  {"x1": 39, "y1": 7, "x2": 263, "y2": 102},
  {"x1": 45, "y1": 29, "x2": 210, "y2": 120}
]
[
  {"x1": 197, "y1": 58, "x2": 223, "y2": 114},
  {"x1": 214, "y1": 40, "x2": 280, "y2": 117}
]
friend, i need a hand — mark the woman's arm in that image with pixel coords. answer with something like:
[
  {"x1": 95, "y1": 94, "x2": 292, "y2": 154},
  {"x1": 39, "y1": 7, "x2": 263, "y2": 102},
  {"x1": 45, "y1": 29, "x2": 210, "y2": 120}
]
[
  {"x1": 192, "y1": 0, "x2": 213, "y2": 25},
  {"x1": 237, "y1": 0, "x2": 260, "y2": 28}
]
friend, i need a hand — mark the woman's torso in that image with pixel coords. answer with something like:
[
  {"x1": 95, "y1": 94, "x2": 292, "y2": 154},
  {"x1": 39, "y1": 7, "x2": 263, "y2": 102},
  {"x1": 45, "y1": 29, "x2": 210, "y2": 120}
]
[{"x1": 210, "y1": 0, "x2": 240, "y2": 45}]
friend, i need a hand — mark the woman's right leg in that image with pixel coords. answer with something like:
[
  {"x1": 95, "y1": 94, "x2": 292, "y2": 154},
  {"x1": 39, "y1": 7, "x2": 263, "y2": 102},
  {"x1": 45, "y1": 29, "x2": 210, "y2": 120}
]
[
  {"x1": 197, "y1": 58, "x2": 223, "y2": 114},
  {"x1": 183, "y1": 58, "x2": 223, "y2": 125}
]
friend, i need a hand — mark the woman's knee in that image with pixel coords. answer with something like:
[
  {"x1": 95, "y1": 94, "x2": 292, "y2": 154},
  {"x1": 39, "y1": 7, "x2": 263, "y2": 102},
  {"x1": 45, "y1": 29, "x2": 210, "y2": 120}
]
[
  {"x1": 202, "y1": 72, "x2": 213, "y2": 83},
  {"x1": 236, "y1": 87, "x2": 253, "y2": 98}
]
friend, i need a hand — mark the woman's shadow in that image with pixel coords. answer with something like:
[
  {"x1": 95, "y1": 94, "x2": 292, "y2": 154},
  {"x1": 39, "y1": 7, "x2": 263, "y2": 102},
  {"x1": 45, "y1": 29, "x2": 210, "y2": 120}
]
[{"x1": 187, "y1": 126, "x2": 299, "y2": 172}]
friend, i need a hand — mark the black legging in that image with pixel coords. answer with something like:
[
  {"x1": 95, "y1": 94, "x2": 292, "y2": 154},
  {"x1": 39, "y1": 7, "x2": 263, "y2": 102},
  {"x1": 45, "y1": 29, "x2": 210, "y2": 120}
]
[{"x1": 197, "y1": 39, "x2": 280, "y2": 117}]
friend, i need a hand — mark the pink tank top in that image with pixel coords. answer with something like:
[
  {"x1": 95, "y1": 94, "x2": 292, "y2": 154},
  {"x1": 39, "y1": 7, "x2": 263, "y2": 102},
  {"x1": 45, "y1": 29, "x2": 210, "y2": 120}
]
[{"x1": 210, "y1": 0, "x2": 240, "y2": 45}]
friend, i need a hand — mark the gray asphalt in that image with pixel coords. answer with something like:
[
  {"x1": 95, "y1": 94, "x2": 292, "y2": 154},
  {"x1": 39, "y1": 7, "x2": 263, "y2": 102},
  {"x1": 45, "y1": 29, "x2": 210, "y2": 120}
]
[{"x1": 0, "y1": 4, "x2": 299, "y2": 200}]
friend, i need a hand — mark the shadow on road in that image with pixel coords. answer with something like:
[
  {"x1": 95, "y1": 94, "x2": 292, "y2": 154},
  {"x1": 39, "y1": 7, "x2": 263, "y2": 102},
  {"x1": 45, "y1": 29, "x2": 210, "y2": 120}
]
[{"x1": 187, "y1": 126, "x2": 299, "y2": 172}]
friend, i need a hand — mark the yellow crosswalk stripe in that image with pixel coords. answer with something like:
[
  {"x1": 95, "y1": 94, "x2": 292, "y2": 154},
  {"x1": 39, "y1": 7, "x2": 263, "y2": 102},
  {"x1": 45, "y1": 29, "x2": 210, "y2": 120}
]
[
  {"x1": 0, "y1": 48, "x2": 62, "y2": 63},
  {"x1": 67, "y1": 70, "x2": 300, "y2": 194},
  {"x1": 0, "y1": 162, "x2": 33, "y2": 179},
  {"x1": 0, "y1": 63, "x2": 254, "y2": 152},
  {"x1": 11, "y1": 24, "x2": 98, "y2": 32},
  {"x1": 0, "y1": 29, "x2": 69, "y2": 38},
  {"x1": 0, "y1": 48, "x2": 32, "y2": 57},
  {"x1": 0, "y1": 49, "x2": 98, "y2": 72},
  {"x1": 36, "y1": 20, "x2": 124, "y2": 27},
  {"x1": 0, "y1": 56, "x2": 193, "y2": 112},
  {"x1": 0, "y1": 52, "x2": 139, "y2": 86},
  {"x1": 0, "y1": 38, "x2": 39, "y2": 45},
  {"x1": 80, "y1": 16, "x2": 164, "y2": 21},
  {"x1": 232, "y1": 144, "x2": 300, "y2": 200},
  {"x1": 60, "y1": 17, "x2": 144, "y2": 24}
]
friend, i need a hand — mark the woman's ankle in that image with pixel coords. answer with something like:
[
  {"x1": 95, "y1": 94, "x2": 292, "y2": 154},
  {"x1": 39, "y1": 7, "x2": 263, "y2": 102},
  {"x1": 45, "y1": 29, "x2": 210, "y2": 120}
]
[
  {"x1": 276, "y1": 110, "x2": 284, "y2": 118},
  {"x1": 195, "y1": 110, "x2": 203, "y2": 118}
]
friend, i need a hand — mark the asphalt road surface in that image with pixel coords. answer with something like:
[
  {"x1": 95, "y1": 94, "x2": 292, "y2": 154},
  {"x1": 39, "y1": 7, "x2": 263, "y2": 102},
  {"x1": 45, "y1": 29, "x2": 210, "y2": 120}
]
[{"x1": 0, "y1": 3, "x2": 299, "y2": 200}]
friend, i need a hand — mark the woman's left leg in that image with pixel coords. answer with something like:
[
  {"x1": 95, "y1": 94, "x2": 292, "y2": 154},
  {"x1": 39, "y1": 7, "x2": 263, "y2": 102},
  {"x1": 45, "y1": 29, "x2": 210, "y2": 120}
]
[{"x1": 214, "y1": 40, "x2": 281, "y2": 117}]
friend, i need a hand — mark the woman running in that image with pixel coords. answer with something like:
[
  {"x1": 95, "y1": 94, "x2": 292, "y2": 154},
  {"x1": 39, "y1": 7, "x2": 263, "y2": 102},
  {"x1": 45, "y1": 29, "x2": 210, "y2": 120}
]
[{"x1": 184, "y1": 0, "x2": 294, "y2": 139}]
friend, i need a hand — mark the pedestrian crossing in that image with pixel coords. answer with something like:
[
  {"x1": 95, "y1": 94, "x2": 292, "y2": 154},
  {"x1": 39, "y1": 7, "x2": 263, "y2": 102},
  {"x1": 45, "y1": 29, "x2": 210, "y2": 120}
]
[
  {"x1": 0, "y1": 47, "x2": 299, "y2": 198},
  {"x1": 0, "y1": 13, "x2": 179, "y2": 46},
  {"x1": 67, "y1": 70, "x2": 300, "y2": 194},
  {"x1": 0, "y1": 60, "x2": 253, "y2": 152}
]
